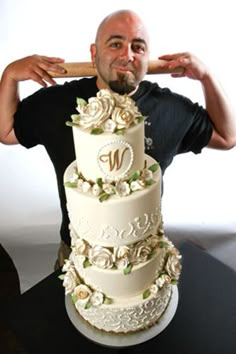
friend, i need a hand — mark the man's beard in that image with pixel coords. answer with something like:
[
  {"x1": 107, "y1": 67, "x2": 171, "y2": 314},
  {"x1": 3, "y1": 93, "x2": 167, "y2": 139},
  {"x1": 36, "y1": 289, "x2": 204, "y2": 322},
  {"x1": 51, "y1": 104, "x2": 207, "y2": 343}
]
[{"x1": 108, "y1": 72, "x2": 137, "y2": 95}]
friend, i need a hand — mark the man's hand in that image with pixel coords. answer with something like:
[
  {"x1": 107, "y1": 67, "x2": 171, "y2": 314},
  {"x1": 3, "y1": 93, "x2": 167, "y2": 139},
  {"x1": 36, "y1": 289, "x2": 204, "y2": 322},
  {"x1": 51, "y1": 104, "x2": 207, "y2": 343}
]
[
  {"x1": 158, "y1": 52, "x2": 208, "y2": 81},
  {"x1": 4, "y1": 55, "x2": 66, "y2": 87}
]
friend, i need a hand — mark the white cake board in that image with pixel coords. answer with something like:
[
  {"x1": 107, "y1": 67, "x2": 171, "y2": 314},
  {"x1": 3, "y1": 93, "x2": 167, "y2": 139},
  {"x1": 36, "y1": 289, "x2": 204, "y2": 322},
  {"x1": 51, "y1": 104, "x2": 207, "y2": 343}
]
[{"x1": 65, "y1": 285, "x2": 179, "y2": 348}]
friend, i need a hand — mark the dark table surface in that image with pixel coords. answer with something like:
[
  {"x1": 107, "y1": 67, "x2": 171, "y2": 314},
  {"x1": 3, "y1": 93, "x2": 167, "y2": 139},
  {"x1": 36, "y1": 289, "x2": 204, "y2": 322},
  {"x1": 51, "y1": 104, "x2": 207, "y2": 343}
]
[{"x1": 1, "y1": 241, "x2": 236, "y2": 354}]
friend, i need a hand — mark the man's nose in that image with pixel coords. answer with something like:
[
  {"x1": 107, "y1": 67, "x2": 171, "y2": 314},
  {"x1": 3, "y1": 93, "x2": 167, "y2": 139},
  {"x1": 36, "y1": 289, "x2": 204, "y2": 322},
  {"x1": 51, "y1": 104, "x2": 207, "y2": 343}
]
[{"x1": 120, "y1": 45, "x2": 134, "y2": 61}]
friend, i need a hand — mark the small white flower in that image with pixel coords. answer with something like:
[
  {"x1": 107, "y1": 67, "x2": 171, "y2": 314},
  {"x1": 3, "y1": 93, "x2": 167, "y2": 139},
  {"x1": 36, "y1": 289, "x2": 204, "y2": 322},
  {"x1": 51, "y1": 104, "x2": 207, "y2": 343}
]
[
  {"x1": 102, "y1": 118, "x2": 117, "y2": 132},
  {"x1": 155, "y1": 275, "x2": 165, "y2": 289},
  {"x1": 156, "y1": 274, "x2": 171, "y2": 289},
  {"x1": 82, "y1": 181, "x2": 91, "y2": 193},
  {"x1": 103, "y1": 183, "x2": 115, "y2": 195},
  {"x1": 77, "y1": 179, "x2": 84, "y2": 190},
  {"x1": 69, "y1": 171, "x2": 78, "y2": 183},
  {"x1": 141, "y1": 168, "x2": 153, "y2": 180},
  {"x1": 92, "y1": 183, "x2": 102, "y2": 196},
  {"x1": 90, "y1": 291, "x2": 104, "y2": 306},
  {"x1": 130, "y1": 180, "x2": 145, "y2": 192},
  {"x1": 115, "y1": 180, "x2": 130, "y2": 197},
  {"x1": 150, "y1": 284, "x2": 158, "y2": 295}
]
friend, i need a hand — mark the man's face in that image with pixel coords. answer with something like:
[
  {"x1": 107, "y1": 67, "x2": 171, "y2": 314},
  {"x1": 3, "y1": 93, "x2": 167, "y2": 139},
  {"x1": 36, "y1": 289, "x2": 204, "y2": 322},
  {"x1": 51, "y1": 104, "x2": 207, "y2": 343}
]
[{"x1": 91, "y1": 13, "x2": 149, "y2": 95}]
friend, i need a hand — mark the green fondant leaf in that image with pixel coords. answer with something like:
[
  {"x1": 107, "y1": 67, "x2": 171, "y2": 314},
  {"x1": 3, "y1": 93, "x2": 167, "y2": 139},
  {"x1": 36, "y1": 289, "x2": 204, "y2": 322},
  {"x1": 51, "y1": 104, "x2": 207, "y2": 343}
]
[
  {"x1": 65, "y1": 120, "x2": 77, "y2": 127},
  {"x1": 85, "y1": 301, "x2": 92, "y2": 309},
  {"x1": 158, "y1": 241, "x2": 169, "y2": 249},
  {"x1": 91, "y1": 128, "x2": 104, "y2": 135},
  {"x1": 144, "y1": 179, "x2": 155, "y2": 186},
  {"x1": 143, "y1": 289, "x2": 151, "y2": 299},
  {"x1": 129, "y1": 170, "x2": 141, "y2": 183},
  {"x1": 71, "y1": 114, "x2": 81, "y2": 122},
  {"x1": 96, "y1": 178, "x2": 103, "y2": 188},
  {"x1": 123, "y1": 264, "x2": 132, "y2": 275},
  {"x1": 104, "y1": 297, "x2": 113, "y2": 305},
  {"x1": 64, "y1": 181, "x2": 78, "y2": 188},
  {"x1": 99, "y1": 193, "x2": 110, "y2": 202},
  {"x1": 83, "y1": 259, "x2": 91, "y2": 268},
  {"x1": 71, "y1": 293, "x2": 77, "y2": 304},
  {"x1": 135, "y1": 116, "x2": 144, "y2": 123},
  {"x1": 58, "y1": 274, "x2": 64, "y2": 280},
  {"x1": 115, "y1": 128, "x2": 125, "y2": 135},
  {"x1": 148, "y1": 163, "x2": 159, "y2": 173},
  {"x1": 76, "y1": 97, "x2": 87, "y2": 106}
]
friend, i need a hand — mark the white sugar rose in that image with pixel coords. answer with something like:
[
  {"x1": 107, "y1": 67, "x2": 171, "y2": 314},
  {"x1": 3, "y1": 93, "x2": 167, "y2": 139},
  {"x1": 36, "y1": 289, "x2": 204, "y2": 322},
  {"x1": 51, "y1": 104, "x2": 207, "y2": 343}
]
[
  {"x1": 62, "y1": 259, "x2": 73, "y2": 272},
  {"x1": 146, "y1": 235, "x2": 160, "y2": 249},
  {"x1": 70, "y1": 225, "x2": 78, "y2": 247},
  {"x1": 77, "y1": 90, "x2": 114, "y2": 129},
  {"x1": 74, "y1": 284, "x2": 92, "y2": 305},
  {"x1": 113, "y1": 92, "x2": 139, "y2": 112},
  {"x1": 131, "y1": 241, "x2": 152, "y2": 265},
  {"x1": 165, "y1": 253, "x2": 182, "y2": 280},
  {"x1": 73, "y1": 239, "x2": 89, "y2": 256},
  {"x1": 90, "y1": 291, "x2": 104, "y2": 307},
  {"x1": 89, "y1": 245, "x2": 114, "y2": 269},
  {"x1": 73, "y1": 254, "x2": 86, "y2": 268},
  {"x1": 113, "y1": 246, "x2": 130, "y2": 269},
  {"x1": 111, "y1": 107, "x2": 136, "y2": 129},
  {"x1": 63, "y1": 269, "x2": 78, "y2": 295}
]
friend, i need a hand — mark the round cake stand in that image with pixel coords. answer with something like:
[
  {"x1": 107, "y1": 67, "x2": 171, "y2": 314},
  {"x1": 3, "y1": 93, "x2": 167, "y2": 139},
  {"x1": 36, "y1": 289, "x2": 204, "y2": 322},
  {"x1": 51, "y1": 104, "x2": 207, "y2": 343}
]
[{"x1": 65, "y1": 285, "x2": 178, "y2": 348}]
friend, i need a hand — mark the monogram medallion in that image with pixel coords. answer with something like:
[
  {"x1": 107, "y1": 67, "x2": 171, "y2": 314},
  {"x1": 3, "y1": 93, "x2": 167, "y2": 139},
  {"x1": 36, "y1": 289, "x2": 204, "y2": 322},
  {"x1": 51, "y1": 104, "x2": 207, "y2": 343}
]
[{"x1": 97, "y1": 140, "x2": 134, "y2": 180}]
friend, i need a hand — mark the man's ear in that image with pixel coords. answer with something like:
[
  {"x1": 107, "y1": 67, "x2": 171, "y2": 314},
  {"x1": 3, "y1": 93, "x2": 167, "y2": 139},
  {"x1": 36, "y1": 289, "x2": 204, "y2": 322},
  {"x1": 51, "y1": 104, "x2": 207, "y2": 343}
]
[{"x1": 90, "y1": 43, "x2": 96, "y2": 66}]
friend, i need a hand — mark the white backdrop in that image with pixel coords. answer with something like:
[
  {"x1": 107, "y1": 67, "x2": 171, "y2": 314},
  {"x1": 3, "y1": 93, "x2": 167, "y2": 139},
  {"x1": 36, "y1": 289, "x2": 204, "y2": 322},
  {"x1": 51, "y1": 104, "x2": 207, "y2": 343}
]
[{"x1": 1, "y1": 0, "x2": 236, "y2": 237}]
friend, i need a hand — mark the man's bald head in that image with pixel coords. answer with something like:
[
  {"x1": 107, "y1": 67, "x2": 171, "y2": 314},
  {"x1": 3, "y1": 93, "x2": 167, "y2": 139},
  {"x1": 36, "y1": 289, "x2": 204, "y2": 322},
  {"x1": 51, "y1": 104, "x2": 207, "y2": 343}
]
[{"x1": 95, "y1": 10, "x2": 150, "y2": 47}]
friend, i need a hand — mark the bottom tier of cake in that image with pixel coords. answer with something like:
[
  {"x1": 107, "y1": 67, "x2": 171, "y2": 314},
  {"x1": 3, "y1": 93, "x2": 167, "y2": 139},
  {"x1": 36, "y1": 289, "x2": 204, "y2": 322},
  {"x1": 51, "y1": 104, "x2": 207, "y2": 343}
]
[{"x1": 70, "y1": 283, "x2": 172, "y2": 333}]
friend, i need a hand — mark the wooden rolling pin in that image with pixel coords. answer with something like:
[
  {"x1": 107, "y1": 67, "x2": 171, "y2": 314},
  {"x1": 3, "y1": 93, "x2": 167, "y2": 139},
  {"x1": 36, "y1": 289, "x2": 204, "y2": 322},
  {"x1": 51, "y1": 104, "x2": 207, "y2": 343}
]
[{"x1": 49, "y1": 60, "x2": 183, "y2": 78}]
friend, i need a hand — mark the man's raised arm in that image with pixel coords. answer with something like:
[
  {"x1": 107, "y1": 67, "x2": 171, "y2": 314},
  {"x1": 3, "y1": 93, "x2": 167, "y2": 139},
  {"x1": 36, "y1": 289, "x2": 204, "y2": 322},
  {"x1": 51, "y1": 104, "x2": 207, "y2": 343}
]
[{"x1": 0, "y1": 55, "x2": 65, "y2": 144}]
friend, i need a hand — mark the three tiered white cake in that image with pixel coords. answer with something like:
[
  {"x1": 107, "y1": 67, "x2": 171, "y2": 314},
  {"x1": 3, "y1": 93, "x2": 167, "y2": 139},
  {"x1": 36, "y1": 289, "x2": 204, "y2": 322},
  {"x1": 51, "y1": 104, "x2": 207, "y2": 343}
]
[{"x1": 61, "y1": 89, "x2": 181, "y2": 333}]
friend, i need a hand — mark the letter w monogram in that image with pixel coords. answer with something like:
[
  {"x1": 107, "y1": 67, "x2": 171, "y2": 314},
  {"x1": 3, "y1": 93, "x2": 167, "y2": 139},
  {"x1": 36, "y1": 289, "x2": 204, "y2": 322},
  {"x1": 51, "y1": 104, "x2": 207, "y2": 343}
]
[{"x1": 99, "y1": 147, "x2": 129, "y2": 171}]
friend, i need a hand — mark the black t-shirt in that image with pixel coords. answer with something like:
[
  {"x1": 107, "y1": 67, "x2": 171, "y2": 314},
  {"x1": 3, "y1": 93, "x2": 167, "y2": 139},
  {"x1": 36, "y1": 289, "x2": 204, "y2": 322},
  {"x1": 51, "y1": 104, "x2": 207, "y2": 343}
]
[{"x1": 14, "y1": 77, "x2": 213, "y2": 245}]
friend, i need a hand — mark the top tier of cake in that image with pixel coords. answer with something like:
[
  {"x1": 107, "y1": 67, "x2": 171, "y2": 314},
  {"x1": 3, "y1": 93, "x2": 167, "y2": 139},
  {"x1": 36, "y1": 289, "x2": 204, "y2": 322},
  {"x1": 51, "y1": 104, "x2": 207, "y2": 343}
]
[{"x1": 68, "y1": 89, "x2": 145, "y2": 183}]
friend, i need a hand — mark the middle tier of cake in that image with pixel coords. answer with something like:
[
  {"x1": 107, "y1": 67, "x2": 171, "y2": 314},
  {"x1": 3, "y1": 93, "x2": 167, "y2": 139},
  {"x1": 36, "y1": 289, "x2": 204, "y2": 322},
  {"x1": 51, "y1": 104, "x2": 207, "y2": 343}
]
[{"x1": 64, "y1": 155, "x2": 162, "y2": 247}]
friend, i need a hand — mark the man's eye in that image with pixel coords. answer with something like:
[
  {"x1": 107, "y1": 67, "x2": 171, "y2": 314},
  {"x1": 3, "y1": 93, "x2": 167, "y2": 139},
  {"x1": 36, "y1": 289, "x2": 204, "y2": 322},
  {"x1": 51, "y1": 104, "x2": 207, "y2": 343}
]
[
  {"x1": 110, "y1": 42, "x2": 121, "y2": 48},
  {"x1": 132, "y1": 45, "x2": 145, "y2": 53}
]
